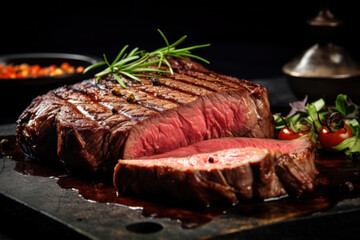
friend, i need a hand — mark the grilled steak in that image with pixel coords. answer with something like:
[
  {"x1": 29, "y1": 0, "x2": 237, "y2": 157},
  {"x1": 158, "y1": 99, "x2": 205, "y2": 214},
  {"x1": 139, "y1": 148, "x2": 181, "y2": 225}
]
[
  {"x1": 16, "y1": 57, "x2": 274, "y2": 174},
  {"x1": 114, "y1": 137, "x2": 317, "y2": 206}
]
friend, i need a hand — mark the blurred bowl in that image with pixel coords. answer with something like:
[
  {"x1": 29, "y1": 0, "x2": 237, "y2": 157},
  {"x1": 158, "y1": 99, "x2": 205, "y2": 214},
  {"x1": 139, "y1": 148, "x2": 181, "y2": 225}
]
[
  {"x1": 283, "y1": 43, "x2": 360, "y2": 102},
  {"x1": 0, "y1": 53, "x2": 100, "y2": 117},
  {"x1": 285, "y1": 75, "x2": 360, "y2": 103},
  {"x1": 0, "y1": 52, "x2": 99, "y2": 87}
]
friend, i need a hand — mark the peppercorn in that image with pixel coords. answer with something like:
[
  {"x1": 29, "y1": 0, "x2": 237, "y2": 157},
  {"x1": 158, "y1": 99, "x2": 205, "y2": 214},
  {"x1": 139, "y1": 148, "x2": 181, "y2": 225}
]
[
  {"x1": 126, "y1": 93, "x2": 137, "y2": 103},
  {"x1": 111, "y1": 87, "x2": 121, "y2": 96},
  {"x1": 151, "y1": 78, "x2": 160, "y2": 86}
]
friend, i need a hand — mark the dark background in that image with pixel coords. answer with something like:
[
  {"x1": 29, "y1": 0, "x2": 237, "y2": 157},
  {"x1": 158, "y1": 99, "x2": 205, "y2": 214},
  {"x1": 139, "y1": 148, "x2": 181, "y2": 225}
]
[
  {"x1": 1, "y1": 0, "x2": 360, "y2": 123},
  {"x1": 1, "y1": 2, "x2": 360, "y2": 239},
  {"x1": 1, "y1": 0, "x2": 360, "y2": 79}
]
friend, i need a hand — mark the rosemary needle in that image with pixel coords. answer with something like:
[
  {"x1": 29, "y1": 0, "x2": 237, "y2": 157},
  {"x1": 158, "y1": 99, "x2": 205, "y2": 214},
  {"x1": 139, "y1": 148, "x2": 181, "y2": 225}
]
[{"x1": 84, "y1": 29, "x2": 210, "y2": 88}]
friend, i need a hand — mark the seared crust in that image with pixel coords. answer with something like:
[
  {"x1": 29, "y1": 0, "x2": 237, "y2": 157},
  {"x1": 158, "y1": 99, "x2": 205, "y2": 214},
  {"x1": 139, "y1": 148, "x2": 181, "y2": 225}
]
[{"x1": 16, "y1": 58, "x2": 274, "y2": 174}]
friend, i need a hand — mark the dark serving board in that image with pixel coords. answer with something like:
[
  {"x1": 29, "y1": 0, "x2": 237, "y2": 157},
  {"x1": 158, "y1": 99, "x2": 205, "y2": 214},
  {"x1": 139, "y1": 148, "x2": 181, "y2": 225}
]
[{"x1": 2, "y1": 123, "x2": 360, "y2": 240}]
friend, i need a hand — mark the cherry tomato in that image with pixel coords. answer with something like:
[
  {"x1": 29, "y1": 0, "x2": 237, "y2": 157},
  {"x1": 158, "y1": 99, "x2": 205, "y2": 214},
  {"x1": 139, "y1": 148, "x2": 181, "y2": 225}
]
[
  {"x1": 278, "y1": 127, "x2": 310, "y2": 140},
  {"x1": 76, "y1": 66, "x2": 85, "y2": 73},
  {"x1": 60, "y1": 62, "x2": 70, "y2": 70},
  {"x1": 30, "y1": 65, "x2": 41, "y2": 77},
  {"x1": 318, "y1": 123, "x2": 353, "y2": 151}
]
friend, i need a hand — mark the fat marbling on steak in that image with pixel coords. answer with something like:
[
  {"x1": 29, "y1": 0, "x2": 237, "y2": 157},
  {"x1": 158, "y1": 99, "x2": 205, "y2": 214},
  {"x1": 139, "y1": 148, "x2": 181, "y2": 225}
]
[
  {"x1": 16, "y1": 57, "x2": 274, "y2": 174},
  {"x1": 114, "y1": 137, "x2": 317, "y2": 206}
]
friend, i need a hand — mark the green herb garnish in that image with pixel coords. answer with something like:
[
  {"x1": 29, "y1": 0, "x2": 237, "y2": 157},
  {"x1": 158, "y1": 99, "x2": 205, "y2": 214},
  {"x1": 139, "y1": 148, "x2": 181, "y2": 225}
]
[
  {"x1": 333, "y1": 128, "x2": 360, "y2": 157},
  {"x1": 83, "y1": 29, "x2": 210, "y2": 88},
  {"x1": 331, "y1": 93, "x2": 357, "y2": 117},
  {"x1": 274, "y1": 94, "x2": 360, "y2": 160}
]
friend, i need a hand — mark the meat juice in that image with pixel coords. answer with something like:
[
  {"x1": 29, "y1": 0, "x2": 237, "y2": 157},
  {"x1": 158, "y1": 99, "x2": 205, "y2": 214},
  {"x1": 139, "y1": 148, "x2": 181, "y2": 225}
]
[{"x1": 1, "y1": 135, "x2": 360, "y2": 229}]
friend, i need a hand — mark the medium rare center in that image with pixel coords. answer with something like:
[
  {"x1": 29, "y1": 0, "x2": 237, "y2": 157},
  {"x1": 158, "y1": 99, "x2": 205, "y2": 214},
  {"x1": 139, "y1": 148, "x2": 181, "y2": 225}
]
[{"x1": 123, "y1": 90, "x2": 262, "y2": 159}]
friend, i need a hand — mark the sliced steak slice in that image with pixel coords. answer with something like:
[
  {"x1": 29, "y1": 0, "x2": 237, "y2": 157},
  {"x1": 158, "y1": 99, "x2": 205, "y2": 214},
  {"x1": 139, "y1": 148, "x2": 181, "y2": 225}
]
[
  {"x1": 16, "y1": 58, "x2": 274, "y2": 174},
  {"x1": 122, "y1": 88, "x2": 270, "y2": 159},
  {"x1": 113, "y1": 137, "x2": 317, "y2": 206}
]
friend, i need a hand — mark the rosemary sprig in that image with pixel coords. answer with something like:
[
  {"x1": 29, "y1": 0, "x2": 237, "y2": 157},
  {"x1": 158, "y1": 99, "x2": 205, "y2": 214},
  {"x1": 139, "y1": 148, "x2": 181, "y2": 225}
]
[{"x1": 83, "y1": 29, "x2": 210, "y2": 88}]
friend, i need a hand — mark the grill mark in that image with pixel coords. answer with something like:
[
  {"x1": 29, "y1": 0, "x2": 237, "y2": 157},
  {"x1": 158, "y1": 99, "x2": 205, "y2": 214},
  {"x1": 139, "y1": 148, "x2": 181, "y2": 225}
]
[
  {"x1": 97, "y1": 78, "x2": 179, "y2": 112},
  {"x1": 99, "y1": 73, "x2": 208, "y2": 105},
  {"x1": 154, "y1": 79, "x2": 210, "y2": 97},
  {"x1": 67, "y1": 83, "x2": 151, "y2": 133},
  {"x1": 69, "y1": 83, "x2": 124, "y2": 114},
  {"x1": 166, "y1": 72, "x2": 233, "y2": 92},
  {"x1": 189, "y1": 71, "x2": 242, "y2": 84},
  {"x1": 90, "y1": 72, "x2": 248, "y2": 113},
  {"x1": 52, "y1": 84, "x2": 142, "y2": 132},
  {"x1": 178, "y1": 70, "x2": 260, "y2": 94},
  {"x1": 181, "y1": 71, "x2": 245, "y2": 89},
  {"x1": 166, "y1": 56, "x2": 209, "y2": 72},
  {"x1": 212, "y1": 72, "x2": 260, "y2": 92},
  {"x1": 51, "y1": 87, "x2": 96, "y2": 121},
  {"x1": 52, "y1": 85, "x2": 115, "y2": 123},
  {"x1": 136, "y1": 86, "x2": 197, "y2": 106},
  {"x1": 55, "y1": 64, "x2": 263, "y2": 126},
  {"x1": 135, "y1": 78, "x2": 198, "y2": 105},
  {"x1": 141, "y1": 68, "x2": 216, "y2": 96},
  {"x1": 72, "y1": 81, "x2": 158, "y2": 121},
  {"x1": 155, "y1": 75, "x2": 215, "y2": 96}
]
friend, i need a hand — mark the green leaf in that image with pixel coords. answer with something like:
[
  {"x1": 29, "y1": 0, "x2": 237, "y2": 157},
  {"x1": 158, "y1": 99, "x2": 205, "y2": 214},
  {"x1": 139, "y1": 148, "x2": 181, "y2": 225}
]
[
  {"x1": 161, "y1": 57, "x2": 173, "y2": 75},
  {"x1": 83, "y1": 61, "x2": 106, "y2": 74},
  {"x1": 333, "y1": 126, "x2": 360, "y2": 159},
  {"x1": 157, "y1": 29, "x2": 170, "y2": 49},
  {"x1": 333, "y1": 134, "x2": 360, "y2": 154},
  {"x1": 103, "y1": 53, "x2": 111, "y2": 67},
  {"x1": 168, "y1": 35, "x2": 187, "y2": 49},
  {"x1": 112, "y1": 73, "x2": 127, "y2": 88},
  {"x1": 332, "y1": 94, "x2": 356, "y2": 117},
  {"x1": 128, "y1": 47, "x2": 140, "y2": 58},
  {"x1": 123, "y1": 57, "x2": 159, "y2": 71},
  {"x1": 131, "y1": 68, "x2": 168, "y2": 73},
  {"x1": 118, "y1": 70, "x2": 141, "y2": 82},
  {"x1": 177, "y1": 52, "x2": 210, "y2": 64},
  {"x1": 112, "y1": 45, "x2": 129, "y2": 66},
  {"x1": 307, "y1": 101, "x2": 323, "y2": 133},
  {"x1": 312, "y1": 98, "x2": 325, "y2": 112},
  {"x1": 273, "y1": 114, "x2": 286, "y2": 130},
  {"x1": 171, "y1": 44, "x2": 211, "y2": 53},
  {"x1": 302, "y1": 128, "x2": 317, "y2": 143},
  {"x1": 288, "y1": 114, "x2": 300, "y2": 131},
  {"x1": 345, "y1": 118, "x2": 360, "y2": 136},
  {"x1": 113, "y1": 55, "x2": 140, "y2": 68}
]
